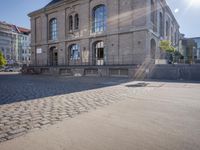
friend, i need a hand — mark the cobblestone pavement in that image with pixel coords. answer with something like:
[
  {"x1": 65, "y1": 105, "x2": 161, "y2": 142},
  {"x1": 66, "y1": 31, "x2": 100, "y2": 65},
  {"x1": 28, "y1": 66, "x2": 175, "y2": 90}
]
[{"x1": 0, "y1": 73, "x2": 138, "y2": 142}]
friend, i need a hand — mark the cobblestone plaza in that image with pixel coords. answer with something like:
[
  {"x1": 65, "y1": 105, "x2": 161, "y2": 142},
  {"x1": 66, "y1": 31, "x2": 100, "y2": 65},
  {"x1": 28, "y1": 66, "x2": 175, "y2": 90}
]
[
  {"x1": 0, "y1": 73, "x2": 131, "y2": 141},
  {"x1": 0, "y1": 73, "x2": 200, "y2": 150}
]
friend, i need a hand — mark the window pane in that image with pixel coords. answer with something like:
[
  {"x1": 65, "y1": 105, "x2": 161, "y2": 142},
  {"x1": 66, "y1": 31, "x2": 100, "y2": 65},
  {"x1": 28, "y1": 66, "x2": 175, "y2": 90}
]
[
  {"x1": 69, "y1": 16, "x2": 73, "y2": 31},
  {"x1": 74, "y1": 14, "x2": 79, "y2": 30}
]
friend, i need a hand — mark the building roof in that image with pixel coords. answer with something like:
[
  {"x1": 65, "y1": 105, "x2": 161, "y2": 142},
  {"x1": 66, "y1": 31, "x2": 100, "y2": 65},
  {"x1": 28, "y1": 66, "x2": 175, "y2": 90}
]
[
  {"x1": 0, "y1": 21, "x2": 30, "y2": 35},
  {"x1": 29, "y1": 0, "x2": 179, "y2": 28},
  {"x1": 28, "y1": 0, "x2": 65, "y2": 16},
  {"x1": 45, "y1": 0, "x2": 63, "y2": 7},
  {"x1": 17, "y1": 27, "x2": 31, "y2": 34}
]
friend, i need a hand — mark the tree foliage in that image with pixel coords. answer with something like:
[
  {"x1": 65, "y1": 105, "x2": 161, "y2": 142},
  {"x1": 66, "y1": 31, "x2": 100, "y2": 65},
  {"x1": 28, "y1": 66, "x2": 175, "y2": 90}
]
[
  {"x1": 159, "y1": 40, "x2": 183, "y2": 64},
  {"x1": 0, "y1": 51, "x2": 7, "y2": 67},
  {"x1": 159, "y1": 40, "x2": 176, "y2": 53}
]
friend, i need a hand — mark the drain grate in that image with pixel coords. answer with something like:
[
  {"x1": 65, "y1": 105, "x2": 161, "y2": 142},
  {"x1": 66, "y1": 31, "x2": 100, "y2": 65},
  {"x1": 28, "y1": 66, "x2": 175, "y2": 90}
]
[{"x1": 125, "y1": 83, "x2": 148, "y2": 88}]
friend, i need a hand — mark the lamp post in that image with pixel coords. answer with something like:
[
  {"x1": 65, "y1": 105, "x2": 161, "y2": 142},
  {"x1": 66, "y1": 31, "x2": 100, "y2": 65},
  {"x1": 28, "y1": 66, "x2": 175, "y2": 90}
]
[{"x1": 193, "y1": 47, "x2": 196, "y2": 64}]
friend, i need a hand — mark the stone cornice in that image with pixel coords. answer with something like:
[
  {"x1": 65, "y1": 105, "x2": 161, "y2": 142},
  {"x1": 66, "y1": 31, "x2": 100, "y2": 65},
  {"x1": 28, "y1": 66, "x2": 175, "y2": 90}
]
[{"x1": 28, "y1": 0, "x2": 84, "y2": 17}]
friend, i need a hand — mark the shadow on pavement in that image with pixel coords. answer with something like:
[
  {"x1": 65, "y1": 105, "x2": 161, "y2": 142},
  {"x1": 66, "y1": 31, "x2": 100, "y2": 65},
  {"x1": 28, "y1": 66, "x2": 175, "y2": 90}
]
[{"x1": 0, "y1": 73, "x2": 130, "y2": 105}]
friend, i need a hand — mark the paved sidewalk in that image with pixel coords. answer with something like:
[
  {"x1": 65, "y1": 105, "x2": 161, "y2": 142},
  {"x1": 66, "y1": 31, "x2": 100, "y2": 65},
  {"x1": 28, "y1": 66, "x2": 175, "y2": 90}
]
[{"x1": 0, "y1": 79, "x2": 200, "y2": 150}]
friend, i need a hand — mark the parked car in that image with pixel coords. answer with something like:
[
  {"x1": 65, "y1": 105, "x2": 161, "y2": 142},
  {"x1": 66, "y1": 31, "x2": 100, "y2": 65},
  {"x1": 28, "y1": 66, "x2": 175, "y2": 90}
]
[
  {"x1": 4, "y1": 67, "x2": 14, "y2": 72},
  {"x1": 4, "y1": 67, "x2": 21, "y2": 72},
  {"x1": 0, "y1": 67, "x2": 5, "y2": 72}
]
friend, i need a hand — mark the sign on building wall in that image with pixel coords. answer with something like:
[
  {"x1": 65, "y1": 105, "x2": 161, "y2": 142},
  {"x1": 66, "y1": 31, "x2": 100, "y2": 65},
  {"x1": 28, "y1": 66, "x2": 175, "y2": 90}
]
[{"x1": 36, "y1": 48, "x2": 42, "y2": 54}]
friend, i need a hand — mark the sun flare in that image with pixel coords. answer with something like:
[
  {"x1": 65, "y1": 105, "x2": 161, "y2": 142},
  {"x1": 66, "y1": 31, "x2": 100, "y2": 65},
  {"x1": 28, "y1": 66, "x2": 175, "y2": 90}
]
[{"x1": 190, "y1": 0, "x2": 200, "y2": 7}]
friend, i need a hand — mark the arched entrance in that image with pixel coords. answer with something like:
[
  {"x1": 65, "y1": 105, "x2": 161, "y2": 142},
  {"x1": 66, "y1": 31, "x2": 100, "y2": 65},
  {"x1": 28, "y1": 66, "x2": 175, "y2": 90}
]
[
  {"x1": 68, "y1": 44, "x2": 80, "y2": 65},
  {"x1": 150, "y1": 39, "x2": 156, "y2": 61},
  {"x1": 93, "y1": 41, "x2": 104, "y2": 65},
  {"x1": 49, "y1": 46, "x2": 58, "y2": 66}
]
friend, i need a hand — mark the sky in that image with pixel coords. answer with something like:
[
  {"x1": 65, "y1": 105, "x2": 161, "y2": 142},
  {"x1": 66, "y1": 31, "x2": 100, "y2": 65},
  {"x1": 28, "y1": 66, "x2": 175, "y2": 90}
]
[{"x1": 0, "y1": 0, "x2": 199, "y2": 38}]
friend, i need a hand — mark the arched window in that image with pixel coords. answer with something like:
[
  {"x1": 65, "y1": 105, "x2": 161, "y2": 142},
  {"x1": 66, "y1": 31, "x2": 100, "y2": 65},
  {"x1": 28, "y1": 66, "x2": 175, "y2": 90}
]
[
  {"x1": 70, "y1": 44, "x2": 80, "y2": 60},
  {"x1": 69, "y1": 15, "x2": 73, "y2": 31},
  {"x1": 159, "y1": 12, "x2": 164, "y2": 37},
  {"x1": 49, "y1": 18, "x2": 57, "y2": 40},
  {"x1": 74, "y1": 14, "x2": 79, "y2": 30},
  {"x1": 92, "y1": 4, "x2": 107, "y2": 32}
]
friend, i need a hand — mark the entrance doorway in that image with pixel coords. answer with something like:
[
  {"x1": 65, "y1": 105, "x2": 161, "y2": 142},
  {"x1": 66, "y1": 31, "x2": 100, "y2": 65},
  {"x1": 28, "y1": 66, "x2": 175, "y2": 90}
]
[
  {"x1": 94, "y1": 41, "x2": 104, "y2": 65},
  {"x1": 49, "y1": 47, "x2": 58, "y2": 66},
  {"x1": 150, "y1": 39, "x2": 156, "y2": 63}
]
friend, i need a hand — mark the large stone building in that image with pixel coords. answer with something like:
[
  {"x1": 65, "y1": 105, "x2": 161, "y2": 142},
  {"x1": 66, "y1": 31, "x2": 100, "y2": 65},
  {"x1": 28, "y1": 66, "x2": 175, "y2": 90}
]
[
  {"x1": 29, "y1": 0, "x2": 180, "y2": 68},
  {"x1": 0, "y1": 21, "x2": 31, "y2": 65}
]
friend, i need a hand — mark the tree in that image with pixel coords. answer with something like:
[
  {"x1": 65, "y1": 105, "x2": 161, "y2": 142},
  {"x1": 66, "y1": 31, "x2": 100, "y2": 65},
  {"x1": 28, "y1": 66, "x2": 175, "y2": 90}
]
[
  {"x1": 0, "y1": 51, "x2": 7, "y2": 67},
  {"x1": 159, "y1": 40, "x2": 175, "y2": 53},
  {"x1": 159, "y1": 40, "x2": 181, "y2": 64}
]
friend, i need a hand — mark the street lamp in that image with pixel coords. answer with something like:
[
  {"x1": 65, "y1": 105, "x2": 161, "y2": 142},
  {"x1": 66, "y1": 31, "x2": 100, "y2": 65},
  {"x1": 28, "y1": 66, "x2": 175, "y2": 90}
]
[{"x1": 193, "y1": 46, "x2": 196, "y2": 64}]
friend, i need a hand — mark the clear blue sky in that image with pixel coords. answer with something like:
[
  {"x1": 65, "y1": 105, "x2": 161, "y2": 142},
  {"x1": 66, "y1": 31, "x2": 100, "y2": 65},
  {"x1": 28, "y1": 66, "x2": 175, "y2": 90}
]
[{"x1": 0, "y1": 0, "x2": 199, "y2": 37}]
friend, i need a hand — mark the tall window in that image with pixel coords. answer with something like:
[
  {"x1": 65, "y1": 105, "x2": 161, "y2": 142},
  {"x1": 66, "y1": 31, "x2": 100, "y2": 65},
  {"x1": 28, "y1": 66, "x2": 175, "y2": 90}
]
[
  {"x1": 70, "y1": 44, "x2": 80, "y2": 60},
  {"x1": 151, "y1": 0, "x2": 157, "y2": 32},
  {"x1": 49, "y1": 18, "x2": 57, "y2": 40},
  {"x1": 166, "y1": 21, "x2": 169, "y2": 37},
  {"x1": 74, "y1": 14, "x2": 79, "y2": 30},
  {"x1": 92, "y1": 5, "x2": 107, "y2": 32},
  {"x1": 159, "y1": 12, "x2": 164, "y2": 37},
  {"x1": 151, "y1": 0, "x2": 155, "y2": 24},
  {"x1": 69, "y1": 15, "x2": 73, "y2": 31},
  {"x1": 171, "y1": 27, "x2": 173, "y2": 43}
]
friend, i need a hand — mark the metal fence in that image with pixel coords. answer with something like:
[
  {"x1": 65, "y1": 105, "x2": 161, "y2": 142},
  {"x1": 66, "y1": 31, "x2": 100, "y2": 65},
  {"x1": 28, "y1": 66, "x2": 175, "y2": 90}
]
[{"x1": 30, "y1": 54, "x2": 146, "y2": 67}]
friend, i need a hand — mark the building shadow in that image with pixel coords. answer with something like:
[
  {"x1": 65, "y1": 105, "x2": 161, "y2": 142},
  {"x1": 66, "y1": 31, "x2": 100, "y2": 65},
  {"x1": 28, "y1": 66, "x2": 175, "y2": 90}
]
[{"x1": 0, "y1": 73, "x2": 130, "y2": 105}]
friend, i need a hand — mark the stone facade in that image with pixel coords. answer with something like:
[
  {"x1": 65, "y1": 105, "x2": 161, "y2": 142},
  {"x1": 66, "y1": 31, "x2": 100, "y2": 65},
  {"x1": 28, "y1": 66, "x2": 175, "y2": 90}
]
[{"x1": 29, "y1": 0, "x2": 180, "y2": 66}]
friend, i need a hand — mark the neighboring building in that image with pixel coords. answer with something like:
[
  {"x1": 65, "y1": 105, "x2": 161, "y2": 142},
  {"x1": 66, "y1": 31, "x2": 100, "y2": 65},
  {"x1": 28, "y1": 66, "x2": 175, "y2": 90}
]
[
  {"x1": 179, "y1": 38, "x2": 197, "y2": 64},
  {"x1": 179, "y1": 36, "x2": 200, "y2": 64},
  {"x1": 0, "y1": 21, "x2": 31, "y2": 65},
  {"x1": 0, "y1": 21, "x2": 17, "y2": 65},
  {"x1": 18, "y1": 27, "x2": 31, "y2": 65},
  {"x1": 179, "y1": 37, "x2": 200, "y2": 64},
  {"x1": 28, "y1": 0, "x2": 180, "y2": 67},
  {"x1": 191, "y1": 37, "x2": 200, "y2": 62}
]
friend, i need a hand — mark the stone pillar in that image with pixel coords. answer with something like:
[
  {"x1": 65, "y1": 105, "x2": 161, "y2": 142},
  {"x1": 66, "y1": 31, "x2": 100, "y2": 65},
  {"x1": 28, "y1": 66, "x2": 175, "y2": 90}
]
[{"x1": 30, "y1": 18, "x2": 36, "y2": 65}]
